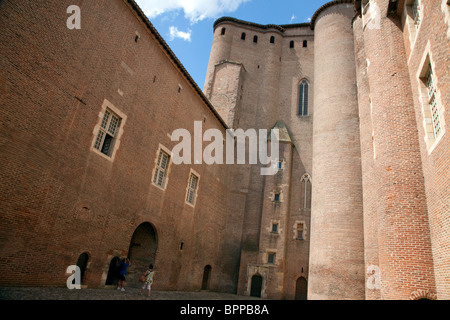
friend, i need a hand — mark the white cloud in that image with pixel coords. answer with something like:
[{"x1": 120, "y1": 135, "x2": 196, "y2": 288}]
[
  {"x1": 290, "y1": 14, "x2": 297, "y2": 23},
  {"x1": 136, "y1": 0, "x2": 251, "y2": 23},
  {"x1": 169, "y1": 26, "x2": 192, "y2": 42}
]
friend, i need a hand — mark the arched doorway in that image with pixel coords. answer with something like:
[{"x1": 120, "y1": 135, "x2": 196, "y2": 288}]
[
  {"x1": 201, "y1": 265, "x2": 212, "y2": 290},
  {"x1": 75, "y1": 252, "x2": 89, "y2": 285},
  {"x1": 127, "y1": 222, "x2": 158, "y2": 287},
  {"x1": 295, "y1": 277, "x2": 308, "y2": 300},
  {"x1": 250, "y1": 274, "x2": 263, "y2": 298},
  {"x1": 105, "y1": 256, "x2": 121, "y2": 286}
]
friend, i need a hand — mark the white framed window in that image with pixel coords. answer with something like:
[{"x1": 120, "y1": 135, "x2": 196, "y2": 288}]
[
  {"x1": 152, "y1": 148, "x2": 171, "y2": 189},
  {"x1": 94, "y1": 109, "x2": 121, "y2": 155},
  {"x1": 417, "y1": 47, "x2": 445, "y2": 153},
  {"x1": 91, "y1": 100, "x2": 126, "y2": 161},
  {"x1": 411, "y1": 0, "x2": 422, "y2": 29},
  {"x1": 186, "y1": 171, "x2": 200, "y2": 206},
  {"x1": 405, "y1": 0, "x2": 423, "y2": 51},
  {"x1": 424, "y1": 66, "x2": 443, "y2": 140}
]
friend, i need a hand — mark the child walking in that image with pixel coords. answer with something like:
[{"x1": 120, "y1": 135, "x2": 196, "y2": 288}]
[{"x1": 141, "y1": 264, "x2": 154, "y2": 297}]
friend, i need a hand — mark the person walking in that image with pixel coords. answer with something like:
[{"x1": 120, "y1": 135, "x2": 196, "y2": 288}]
[
  {"x1": 117, "y1": 258, "x2": 131, "y2": 291},
  {"x1": 140, "y1": 264, "x2": 154, "y2": 297}
]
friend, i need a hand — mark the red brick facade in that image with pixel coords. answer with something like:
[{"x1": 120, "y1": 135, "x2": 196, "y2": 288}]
[{"x1": 0, "y1": 0, "x2": 448, "y2": 300}]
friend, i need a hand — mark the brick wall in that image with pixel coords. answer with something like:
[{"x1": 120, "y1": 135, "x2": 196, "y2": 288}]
[
  {"x1": 0, "y1": 0, "x2": 240, "y2": 292},
  {"x1": 400, "y1": 0, "x2": 450, "y2": 299}
]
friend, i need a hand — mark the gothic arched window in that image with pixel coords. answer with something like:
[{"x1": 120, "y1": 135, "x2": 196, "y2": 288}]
[
  {"x1": 299, "y1": 80, "x2": 309, "y2": 116},
  {"x1": 301, "y1": 173, "x2": 312, "y2": 209}
]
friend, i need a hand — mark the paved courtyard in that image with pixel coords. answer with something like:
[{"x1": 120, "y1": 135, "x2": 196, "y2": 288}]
[{"x1": 0, "y1": 286, "x2": 263, "y2": 300}]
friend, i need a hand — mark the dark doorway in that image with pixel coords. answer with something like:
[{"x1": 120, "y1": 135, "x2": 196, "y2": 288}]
[
  {"x1": 105, "y1": 256, "x2": 121, "y2": 286},
  {"x1": 295, "y1": 277, "x2": 308, "y2": 300},
  {"x1": 127, "y1": 222, "x2": 158, "y2": 287},
  {"x1": 76, "y1": 252, "x2": 89, "y2": 285},
  {"x1": 201, "y1": 265, "x2": 212, "y2": 290},
  {"x1": 250, "y1": 275, "x2": 263, "y2": 298}
]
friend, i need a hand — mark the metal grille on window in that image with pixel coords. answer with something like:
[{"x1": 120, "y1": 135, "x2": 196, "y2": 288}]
[
  {"x1": 426, "y1": 67, "x2": 442, "y2": 139},
  {"x1": 186, "y1": 174, "x2": 199, "y2": 204}
]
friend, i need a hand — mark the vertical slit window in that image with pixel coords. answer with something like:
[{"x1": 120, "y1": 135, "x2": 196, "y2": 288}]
[{"x1": 241, "y1": 32, "x2": 246, "y2": 40}]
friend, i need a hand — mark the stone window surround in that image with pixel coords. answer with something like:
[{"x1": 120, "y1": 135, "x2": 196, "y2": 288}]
[
  {"x1": 416, "y1": 42, "x2": 446, "y2": 154},
  {"x1": 151, "y1": 144, "x2": 173, "y2": 191},
  {"x1": 91, "y1": 99, "x2": 127, "y2": 162},
  {"x1": 185, "y1": 169, "x2": 201, "y2": 207}
]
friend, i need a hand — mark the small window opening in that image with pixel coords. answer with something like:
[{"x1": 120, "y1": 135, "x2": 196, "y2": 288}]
[
  {"x1": 268, "y1": 253, "x2": 276, "y2": 264},
  {"x1": 272, "y1": 223, "x2": 279, "y2": 233},
  {"x1": 290, "y1": 41, "x2": 295, "y2": 48},
  {"x1": 253, "y1": 35, "x2": 258, "y2": 43},
  {"x1": 270, "y1": 36, "x2": 275, "y2": 44},
  {"x1": 221, "y1": 27, "x2": 226, "y2": 35},
  {"x1": 241, "y1": 32, "x2": 246, "y2": 40},
  {"x1": 274, "y1": 193, "x2": 280, "y2": 202},
  {"x1": 303, "y1": 40, "x2": 307, "y2": 48},
  {"x1": 296, "y1": 223, "x2": 305, "y2": 240}
]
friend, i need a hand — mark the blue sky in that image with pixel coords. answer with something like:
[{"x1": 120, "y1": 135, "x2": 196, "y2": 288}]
[{"x1": 135, "y1": 0, "x2": 331, "y2": 89}]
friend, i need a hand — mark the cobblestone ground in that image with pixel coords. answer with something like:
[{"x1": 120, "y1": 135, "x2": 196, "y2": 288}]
[{"x1": 0, "y1": 287, "x2": 263, "y2": 300}]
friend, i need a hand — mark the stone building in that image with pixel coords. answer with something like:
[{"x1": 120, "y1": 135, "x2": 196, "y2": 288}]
[{"x1": 0, "y1": 0, "x2": 449, "y2": 300}]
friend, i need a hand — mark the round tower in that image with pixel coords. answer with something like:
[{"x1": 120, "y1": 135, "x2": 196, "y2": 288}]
[
  {"x1": 308, "y1": 1, "x2": 366, "y2": 300},
  {"x1": 356, "y1": 0, "x2": 436, "y2": 300}
]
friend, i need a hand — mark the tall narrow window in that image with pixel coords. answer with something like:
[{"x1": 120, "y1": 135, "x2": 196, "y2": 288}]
[
  {"x1": 290, "y1": 40, "x2": 295, "y2": 48},
  {"x1": 221, "y1": 27, "x2": 226, "y2": 35},
  {"x1": 186, "y1": 173, "x2": 199, "y2": 205},
  {"x1": 301, "y1": 174, "x2": 312, "y2": 209},
  {"x1": 303, "y1": 40, "x2": 308, "y2": 48},
  {"x1": 270, "y1": 36, "x2": 275, "y2": 44},
  {"x1": 253, "y1": 35, "x2": 258, "y2": 43},
  {"x1": 298, "y1": 80, "x2": 309, "y2": 116},
  {"x1": 94, "y1": 108, "x2": 121, "y2": 157},
  {"x1": 153, "y1": 150, "x2": 170, "y2": 188},
  {"x1": 241, "y1": 32, "x2": 246, "y2": 40},
  {"x1": 425, "y1": 65, "x2": 443, "y2": 139},
  {"x1": 267, "y1": 253, "x2": 276, "y2": 264}
]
